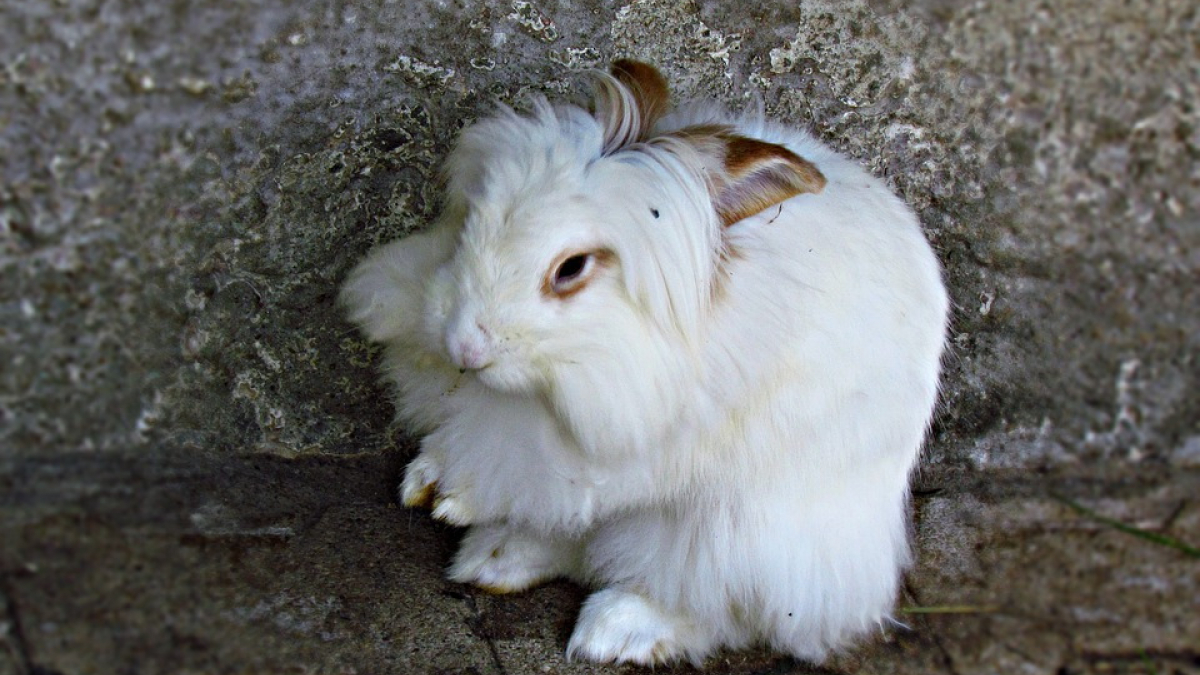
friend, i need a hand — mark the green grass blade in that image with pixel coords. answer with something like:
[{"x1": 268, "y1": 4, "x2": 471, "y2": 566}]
[
  {"x1": 1052, "y1": 494, "x2": 1200, "y2": 559},
  {"x1": 899, "y1": 605, "x2": 998, "y2": 614},
  {"x1": 1140, "y1": 648, "x2": 1159, "y2": 675}
]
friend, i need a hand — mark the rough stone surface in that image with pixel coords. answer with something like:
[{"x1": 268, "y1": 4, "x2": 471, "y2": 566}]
[{"x1": 1, "y1": 0, "x2": 1197, "y2": 673}]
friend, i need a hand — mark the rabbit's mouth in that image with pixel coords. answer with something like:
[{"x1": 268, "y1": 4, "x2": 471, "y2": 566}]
[{"x1": 468, "y1": 357, "x2": 540, "y2": 395}]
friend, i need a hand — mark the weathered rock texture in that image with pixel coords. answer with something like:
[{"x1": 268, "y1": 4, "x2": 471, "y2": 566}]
[{"x1": 1, "y1": 0, "x2": 1196, "y2": 673}]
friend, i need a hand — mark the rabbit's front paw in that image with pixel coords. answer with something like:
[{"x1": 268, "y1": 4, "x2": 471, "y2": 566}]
[
  {"x1": 567, "y1": 589, "x2": 706, "y2": 665},
  {"x1": 430, "y1": 491, "x2": 477, "y2": 526},
  {"x1": 449, "y1": 524, "x2": 579, "y2": 593},
  {"x1": 399, "y1": 454, "x2": 442, "y2": 508},
  {"x1": 399, "y1": 452, "x2": 480, "y2": 525}
]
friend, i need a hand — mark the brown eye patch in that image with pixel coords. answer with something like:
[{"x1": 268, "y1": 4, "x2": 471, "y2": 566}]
[{"x1": 543, "y1": 250, "x2": 613, "y2": 299}]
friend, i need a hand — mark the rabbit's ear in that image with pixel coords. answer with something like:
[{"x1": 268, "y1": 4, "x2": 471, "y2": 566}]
[
  {"x1": 713, "y1": 134, "x2": 827, "y2": 227},
  {"x1": 595, "y1": 60, "x2": 670, "y2": 154},
  {"x1": 665, "y1": 126, "x2": 827, "y2": 227}
]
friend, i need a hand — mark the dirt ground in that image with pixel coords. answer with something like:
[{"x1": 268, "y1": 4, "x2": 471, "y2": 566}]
[{"x1": 2, "y1": 0, "x2": 1197, "y2": 673}]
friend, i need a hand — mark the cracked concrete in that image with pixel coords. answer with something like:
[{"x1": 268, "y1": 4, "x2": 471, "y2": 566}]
[
  {"x1": 2, "y1": 0, "x2": 1198, "y2": 673},
  {"x1": 1, "y1": 451, "x2": 1193, "y2": 673},
  {"x1": 0, "y1": 584, "x2": 29, "y2": 675}
]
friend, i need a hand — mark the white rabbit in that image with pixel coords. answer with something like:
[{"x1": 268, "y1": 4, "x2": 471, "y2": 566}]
[{"x1": 341, "y1": 60, "x2": 948, "y2": 665}]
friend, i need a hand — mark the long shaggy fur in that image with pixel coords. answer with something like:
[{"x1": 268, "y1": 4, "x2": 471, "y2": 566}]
[{"x1": 341, "y1": 61, "x2": 948, "y2": 665}]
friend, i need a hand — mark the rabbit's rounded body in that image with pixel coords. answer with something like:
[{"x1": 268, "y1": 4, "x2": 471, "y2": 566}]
[{"x1": 342, "y1": 62, "x2": 947, "y2": 665}]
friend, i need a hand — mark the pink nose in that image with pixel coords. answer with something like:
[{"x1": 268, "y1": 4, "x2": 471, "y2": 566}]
[
  {"x1": 449, "y1": 335, "x2": 492, "y2": 371},
  {"x1": 446, "y1": 317, "x2": 493, "y2": 371}
]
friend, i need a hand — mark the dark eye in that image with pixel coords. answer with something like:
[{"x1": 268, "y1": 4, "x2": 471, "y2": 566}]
[
  {"x1": 546, "y1": 252, "x2": 599, "y2": 297},
  {"x1": 556, "y1": 255, "x2": 588, "y2": 282}
]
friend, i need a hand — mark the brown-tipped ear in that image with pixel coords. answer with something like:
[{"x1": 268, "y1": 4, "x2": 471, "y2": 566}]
[
  {"x1": 611, "y1": 60, "x2": 670, "y2": 134},
  {"x1": 714, "y1": 135, "x2": 826, "y2": 227},
  {"x1": 595, "y1": 60, "x2": 671, "y2": 154},
  {"x1": 662, "y1": 127, "x2": 827, "y2": 227}
]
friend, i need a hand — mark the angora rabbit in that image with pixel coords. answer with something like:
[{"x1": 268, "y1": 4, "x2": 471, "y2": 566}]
[{"x1": 341, "y1": 60, "x2": 948, "y2": 665}]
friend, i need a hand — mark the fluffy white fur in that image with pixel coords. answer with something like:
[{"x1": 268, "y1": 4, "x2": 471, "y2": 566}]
[{"x1": 341, "y1": 62, "x2": 948, "y2": 665}]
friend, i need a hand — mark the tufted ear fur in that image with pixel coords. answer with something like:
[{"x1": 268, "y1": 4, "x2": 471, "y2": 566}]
[
  {"x1": 662, "y1": 125, "x2": 827, "y2": 227},
  {"x1": 594, "y1": 60, "x2": 825, "y2": 225},
  {"x1": 595, "y1": 59, "x2": 671, "y2": 155}
]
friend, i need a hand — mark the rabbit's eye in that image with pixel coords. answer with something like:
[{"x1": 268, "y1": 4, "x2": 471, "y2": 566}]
[
  {"x1": 557, "y1": 255, "x2": 588, "y2": 281},
  {"x1": 546, "y1": 252, "x2": 601, "y2": 298}
]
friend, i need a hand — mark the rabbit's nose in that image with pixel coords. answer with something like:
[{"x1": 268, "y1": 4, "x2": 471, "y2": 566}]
[
  {"x1": 446, "y1": 314, "x2": 494, "y2": 371},
  {"x1": 450, "y1": 336, "x2": 492, "y2": 371}
]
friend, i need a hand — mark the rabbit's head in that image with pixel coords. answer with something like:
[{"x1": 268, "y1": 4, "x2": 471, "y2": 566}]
[{"x1": 426, "y1": 61, "x2": 825, "y2": 447}]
